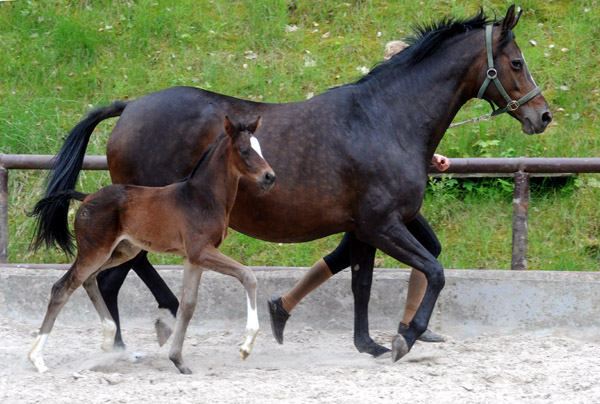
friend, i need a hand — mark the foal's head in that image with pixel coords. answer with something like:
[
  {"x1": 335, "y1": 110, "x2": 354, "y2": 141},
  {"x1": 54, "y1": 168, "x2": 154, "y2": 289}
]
[{"x1": 224, "y1": 116, "x2": 276, "y2": 191}]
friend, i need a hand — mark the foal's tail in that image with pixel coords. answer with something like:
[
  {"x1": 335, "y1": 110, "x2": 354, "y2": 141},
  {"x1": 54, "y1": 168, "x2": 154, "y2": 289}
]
[
  {"x1": 30, "y1": 101, "x2": 127, "y2": 255},
  {"x1": 29, "y1": 190, "x2": 88, "y2": 257}
]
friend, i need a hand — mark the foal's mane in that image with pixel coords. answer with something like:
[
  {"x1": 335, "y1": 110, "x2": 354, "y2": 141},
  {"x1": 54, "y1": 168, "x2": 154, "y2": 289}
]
[
  {"x1": 179, "y1": 122, "x2": 252, "y2": 182},
  {"x1": 353, "y1": 9, "x2": 503, "y2": 85},
  {"x1": 179, "y1": 132, "x2": 227, "y2": 182}
]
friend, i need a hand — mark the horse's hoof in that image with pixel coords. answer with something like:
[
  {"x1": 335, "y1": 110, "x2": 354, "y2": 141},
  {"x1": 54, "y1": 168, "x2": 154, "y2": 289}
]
[
  {"x1": 267, "y1": 297, "x2": 289, "y2": 344},
  {"x1": 355, "y1": 336, "x2": 391, "y2": 357},
  {"x1": 371, "y1": 344, "x2": 392, "y2": 358},
  {"x1": 391, "y1": 334, "x2": 409, "y2": 362},
  {"x1": 178, "y1": 366, "x2": 193, "y2": 375},
  {"x1": 155, "y1": 309, "x2": 175, "y2": 347},
  {"x1": 240, "y1": 348, "x2": 250, "y2": 361}
]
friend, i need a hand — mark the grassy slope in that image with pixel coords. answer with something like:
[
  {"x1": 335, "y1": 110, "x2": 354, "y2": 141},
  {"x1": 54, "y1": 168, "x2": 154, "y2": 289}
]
[{"x1": 1, "y1": 0, "x2": 599, "y2": 269}]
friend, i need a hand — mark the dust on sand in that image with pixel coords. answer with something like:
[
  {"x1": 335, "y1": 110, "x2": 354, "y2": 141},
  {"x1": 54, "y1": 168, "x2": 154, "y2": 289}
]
[{"x1": 2, "y1": 317, "x2": 599, "y2": 404}]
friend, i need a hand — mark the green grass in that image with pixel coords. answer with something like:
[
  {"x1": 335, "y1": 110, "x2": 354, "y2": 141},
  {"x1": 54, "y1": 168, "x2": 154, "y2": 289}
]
[{"x1": 1, "y1": 0, "x2": 599, "y2": 270}]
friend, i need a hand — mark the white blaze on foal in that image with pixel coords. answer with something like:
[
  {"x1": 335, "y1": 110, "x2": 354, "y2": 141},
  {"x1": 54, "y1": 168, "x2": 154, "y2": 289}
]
[{"x1": 250, "y1": 136, "x2": 263, "y2": 158}]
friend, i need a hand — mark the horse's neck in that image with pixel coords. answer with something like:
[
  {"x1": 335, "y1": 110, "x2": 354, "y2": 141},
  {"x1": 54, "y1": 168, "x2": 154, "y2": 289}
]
[
  {"x1": 185, "y1": 141, "x2": 240, "y2": 215},
  {"x1": 362, "y1": 32, "x2": 483, "y2": 159}
]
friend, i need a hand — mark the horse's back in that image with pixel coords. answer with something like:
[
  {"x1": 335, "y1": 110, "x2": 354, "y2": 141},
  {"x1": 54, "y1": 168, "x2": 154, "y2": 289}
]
[{"x1": 106, "y1": 87, "x2": 236, "y2": 186}]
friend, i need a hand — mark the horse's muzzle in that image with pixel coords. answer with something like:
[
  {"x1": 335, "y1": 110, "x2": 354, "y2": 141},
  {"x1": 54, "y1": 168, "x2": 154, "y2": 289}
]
[{"x1": 259, "y1": 171, "x2": 276, "y2": 191}]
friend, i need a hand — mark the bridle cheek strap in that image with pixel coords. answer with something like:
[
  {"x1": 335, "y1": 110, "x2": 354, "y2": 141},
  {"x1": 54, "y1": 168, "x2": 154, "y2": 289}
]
[{"x1": 476, "y1": 25, "x2": 541, "y2": 117}]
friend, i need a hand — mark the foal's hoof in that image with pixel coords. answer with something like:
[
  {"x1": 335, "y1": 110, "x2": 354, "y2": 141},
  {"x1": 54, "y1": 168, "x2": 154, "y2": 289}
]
[
  {"x1": 267, "y1": 297, "x2": 290, "y2": 344},
  {"x1": 391, "y1": 334, "x2": 409, "y2": 363},
  {"x1": 240, "y1": 348, "x2": 251, "y2": 361}
]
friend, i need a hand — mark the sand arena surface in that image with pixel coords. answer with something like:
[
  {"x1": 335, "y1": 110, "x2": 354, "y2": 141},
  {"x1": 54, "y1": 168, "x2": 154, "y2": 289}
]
[{"x1": 2, "y1": 317, "x2": 600, "y2": 404}]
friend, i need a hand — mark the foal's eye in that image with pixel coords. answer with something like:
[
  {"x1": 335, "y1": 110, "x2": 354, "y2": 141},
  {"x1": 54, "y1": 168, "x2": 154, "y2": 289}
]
[
  {"x1": 239, "y1": 147, "x2": 250, "y2": 157},
  {"x1": 511, "y1": 59, "x2": 523, "y2": 70}
]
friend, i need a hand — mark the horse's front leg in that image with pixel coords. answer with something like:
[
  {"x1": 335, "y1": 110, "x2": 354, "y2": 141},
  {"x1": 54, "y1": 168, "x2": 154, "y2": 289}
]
[
  {"x1": 201, "y1": 247, "x2": 259, "y2": 360},
  {"x1": 360, "y1": 217, "x2": 445, "y2": 362},
  {"x1": 168, "y1": 259, "x2": 203, "y2": 374},
  {"x1": 348, "y1": 233, "x2": 390, "y2": 357}
]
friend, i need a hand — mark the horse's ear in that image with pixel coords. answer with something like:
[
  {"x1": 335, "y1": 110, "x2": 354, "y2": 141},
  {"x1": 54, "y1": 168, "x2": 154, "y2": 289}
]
[
  {"x1": 224, "y1": 116, "x2": 238, "y2": 139},
  {"x1": 501, "y1": 5, "x2": 522, "y2": 34},
  {"x1": 247, "y1": 116, "x2": 262, "y2": 134}
]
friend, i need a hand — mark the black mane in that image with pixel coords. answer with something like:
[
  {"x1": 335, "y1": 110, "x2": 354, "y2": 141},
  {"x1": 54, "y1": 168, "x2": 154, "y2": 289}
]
[
  {"x1": 354, "y1": 10, "x2": 494, "y2": 85},
  {"x1": 179, "y1": 132, "x2": 227, "y2": 182}
]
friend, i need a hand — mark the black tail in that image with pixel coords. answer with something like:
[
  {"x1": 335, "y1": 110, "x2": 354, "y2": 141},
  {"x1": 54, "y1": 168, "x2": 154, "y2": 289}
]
[
  {"x1": 29, "y1": 190, "x2": 88, "y2": 257},
  {"x1": 30, "y1": 101, "x2": 127, "y2": 255}
]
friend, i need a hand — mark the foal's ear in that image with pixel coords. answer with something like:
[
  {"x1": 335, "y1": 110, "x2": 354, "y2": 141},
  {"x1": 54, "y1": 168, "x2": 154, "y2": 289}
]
[
  {"x1": 501, "y1": 5, "x2": 522, "y2": 34},
  {"x1": 247, "y1": 116, "x2": 262, "y2": 134},
  {"x1": 224, "y1": 116, "x2": 238, "y2": 139}
]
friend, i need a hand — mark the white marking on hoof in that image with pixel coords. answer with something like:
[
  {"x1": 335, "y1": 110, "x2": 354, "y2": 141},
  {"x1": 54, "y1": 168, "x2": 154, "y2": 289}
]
[
  {"x1": 102, "y1": 319, "x2": 117, "y2": 352},
  {"x1": 29, "y1": 334, "x2": 49, "y2": 373}
]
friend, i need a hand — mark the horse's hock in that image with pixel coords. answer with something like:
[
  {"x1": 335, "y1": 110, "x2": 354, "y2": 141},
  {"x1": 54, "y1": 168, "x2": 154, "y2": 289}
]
[{"x1": 2, "y1": 265, "x2": 599, "y2": 337}]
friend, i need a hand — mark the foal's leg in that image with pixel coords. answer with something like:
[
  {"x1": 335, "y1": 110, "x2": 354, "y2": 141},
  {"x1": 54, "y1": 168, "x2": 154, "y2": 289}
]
[
  {"x1": 83, "y1": 274, "x2": 118, "y2": 352},
  {"x1": 168, "y1": 259, "x2": 203, "y2": 375},
  {"x1": 201, "y1": 247, "x2": 259, "y2": 360},
  {"x1": 348, "y1": 233, "x2": 390, "y2": 357},
  {"x1": 29, "y1": 258, "x2": 100, "y2": 373},
  {"x1": 97, "y1": 262, "x2": 131, "y2": 348}
]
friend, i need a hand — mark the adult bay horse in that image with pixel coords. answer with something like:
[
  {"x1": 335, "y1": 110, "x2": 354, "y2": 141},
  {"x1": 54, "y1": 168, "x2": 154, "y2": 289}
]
[
  {"x1": 29, "y1": 117, "x2": 275, "y2": 374},
  {"x1": 34, "y1": 6, "x2": 552, "y2": 361}
]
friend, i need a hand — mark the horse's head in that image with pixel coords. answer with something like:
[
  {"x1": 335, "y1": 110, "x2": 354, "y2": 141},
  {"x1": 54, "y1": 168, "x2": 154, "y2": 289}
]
[
  {"x1": 476, "y1": 5, "x2": 552, "y2": 134},
  {"x1": 224, "y1": 116, "x2": 276, "y2": 191}
]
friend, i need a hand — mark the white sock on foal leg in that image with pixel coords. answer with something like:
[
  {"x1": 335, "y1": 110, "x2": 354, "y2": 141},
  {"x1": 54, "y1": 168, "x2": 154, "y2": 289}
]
[
  {"x1": 240, "y1": 295, "x2": 259, "y2": 360},
  {"x1": 101, "y1": 319, "x2": 117, "y2": 352},
  {"x1": 29, "y1": 333, "x2": 50, "y2": 373}
]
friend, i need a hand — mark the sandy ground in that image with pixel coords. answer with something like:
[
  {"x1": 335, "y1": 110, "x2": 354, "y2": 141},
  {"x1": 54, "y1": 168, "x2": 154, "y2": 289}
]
[{"x1": 1, "y1": 317, "x2": 600, "y2": 404}]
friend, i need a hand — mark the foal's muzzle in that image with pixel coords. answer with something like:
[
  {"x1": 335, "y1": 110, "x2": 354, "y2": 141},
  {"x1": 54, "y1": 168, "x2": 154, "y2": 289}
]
[{"x1": 258, "y1": 171, "x2": 276, "y2": 191}]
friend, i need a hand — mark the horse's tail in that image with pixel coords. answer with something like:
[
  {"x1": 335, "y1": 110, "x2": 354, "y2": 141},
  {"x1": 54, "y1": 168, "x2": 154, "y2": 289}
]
[
  {"x1": 29, "y1": 190, "x2": 88, "y2": 257},
  {"x1": 31, "y1": 101, "x2": 127, "y2": 255}
]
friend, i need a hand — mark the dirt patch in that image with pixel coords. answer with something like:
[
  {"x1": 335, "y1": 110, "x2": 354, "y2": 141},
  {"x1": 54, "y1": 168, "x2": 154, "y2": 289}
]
[{"x1": 2, "y1": 317, "x2": 599, "y2": 403}]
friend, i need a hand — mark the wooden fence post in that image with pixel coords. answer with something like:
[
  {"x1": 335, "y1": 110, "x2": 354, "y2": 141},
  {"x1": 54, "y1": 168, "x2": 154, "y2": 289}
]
[
  {"x1": 511, "y1": 170, "x2": 530, "y2": 270},
  {"x1": 0, "y1": 166, "x2": 8, "y2": 263}
]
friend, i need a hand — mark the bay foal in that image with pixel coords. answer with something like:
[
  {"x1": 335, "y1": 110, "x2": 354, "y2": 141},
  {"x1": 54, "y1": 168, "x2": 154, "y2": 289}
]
[{"x1": 29, "y1": 117, "x2": 275, "y2": 374}]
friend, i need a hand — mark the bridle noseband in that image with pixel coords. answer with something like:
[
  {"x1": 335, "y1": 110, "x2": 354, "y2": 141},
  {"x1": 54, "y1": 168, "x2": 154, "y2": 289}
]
[{"x1": 476, "y1": 25, "x2": 541, "y2": 117}]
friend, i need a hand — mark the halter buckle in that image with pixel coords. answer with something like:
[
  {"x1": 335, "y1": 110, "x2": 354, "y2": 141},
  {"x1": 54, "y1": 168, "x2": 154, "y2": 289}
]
[
  {"x1": 506, "y1": 100, "x2": 519, "y2": 111},
  {"x1": 486, "y1": 68, "x2": 498, "y2": 80}
]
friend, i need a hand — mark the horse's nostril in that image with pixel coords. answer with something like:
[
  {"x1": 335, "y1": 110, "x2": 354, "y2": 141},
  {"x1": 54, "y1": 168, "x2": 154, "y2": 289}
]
[
  {"x1": 265, "y1": 172, "x2": 275, "y2": 183},
  {"x1": 542, "y1": 111, "x2": 553, "y2": 125}
]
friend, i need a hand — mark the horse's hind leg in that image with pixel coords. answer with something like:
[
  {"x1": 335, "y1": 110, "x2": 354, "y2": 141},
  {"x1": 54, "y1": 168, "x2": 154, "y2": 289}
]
[
  {"x1": 83, "y1": 275, "x2": 117, "y2": 352},
  {"x1": 168, "y1": 259, "x2": 203, "y2": 375},
  {"x1": 201, "y1": 247, "x2": 259, "y2": 360},
  {"x1": 131, "y1": 251, "x2": 179, "y2": 346},
  {"x1": 29, "y1": 262, "x2": 91, "y2": 372}
]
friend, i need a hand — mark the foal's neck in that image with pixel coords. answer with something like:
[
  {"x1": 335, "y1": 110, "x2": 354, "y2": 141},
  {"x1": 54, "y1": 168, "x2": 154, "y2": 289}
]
[{"x1": 184, "y1": 138, "x2": 240, "y2": 214}]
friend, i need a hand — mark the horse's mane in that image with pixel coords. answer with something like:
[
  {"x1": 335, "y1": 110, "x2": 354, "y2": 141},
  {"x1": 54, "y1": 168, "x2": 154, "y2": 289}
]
[
  {"x1": 179, "y1": 132, "x2": 227, "y2": 182},
  {"x1": 353, "y1": 9, "x2": 497, "y2": 85}
]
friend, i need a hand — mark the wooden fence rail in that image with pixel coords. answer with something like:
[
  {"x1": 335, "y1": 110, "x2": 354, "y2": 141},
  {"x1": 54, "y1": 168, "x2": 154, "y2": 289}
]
[{"x1": 2, "y1": 154, "x2": 600, "y2": 268}]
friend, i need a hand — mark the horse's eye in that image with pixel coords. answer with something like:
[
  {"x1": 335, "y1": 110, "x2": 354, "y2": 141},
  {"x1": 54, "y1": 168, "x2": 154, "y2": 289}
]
[
  {"x1": 511, "y1": 59, "x2": 523, "y2": 70},
  {"x1": 239, "y1": 147, "x2": 250, "y2": 157}
]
